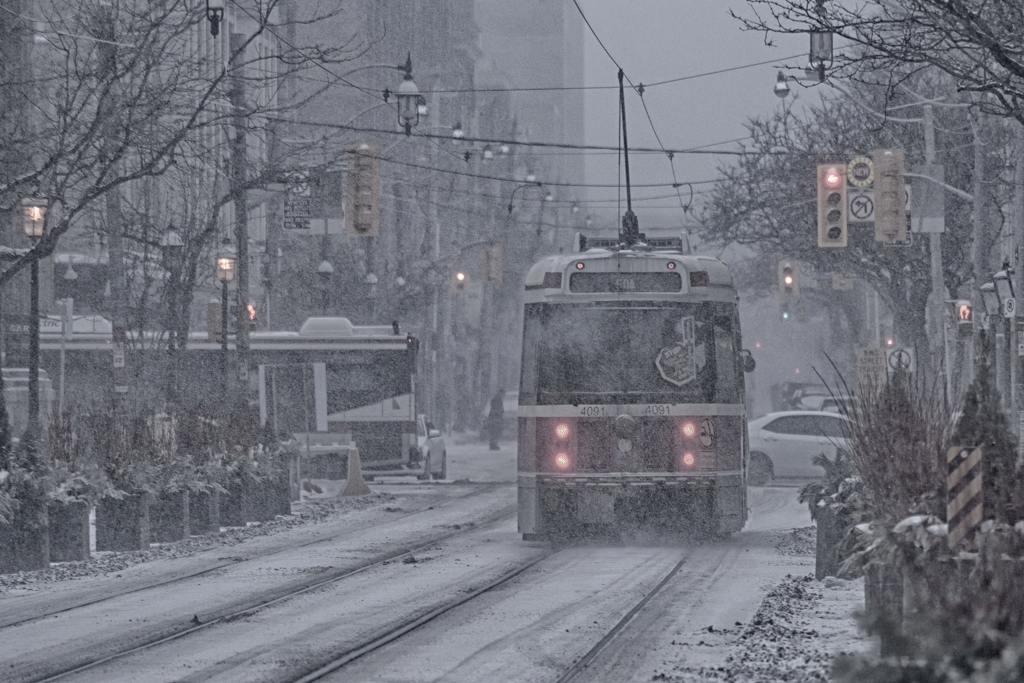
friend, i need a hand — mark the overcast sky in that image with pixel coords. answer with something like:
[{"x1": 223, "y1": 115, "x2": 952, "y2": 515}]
[{"x1": 578, "y1": 1, "x2": 806, "y2": 231}]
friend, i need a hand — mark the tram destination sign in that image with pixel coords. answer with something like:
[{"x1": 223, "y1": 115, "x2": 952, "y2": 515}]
[{"x1": 569, "y1": 272, "x2": 682, "y2": 293}]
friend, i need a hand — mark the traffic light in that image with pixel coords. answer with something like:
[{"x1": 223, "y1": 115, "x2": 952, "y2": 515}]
[
  {"x1": 451, "y1": 270, "x2": 469, "y2": 293},
  {"x1": 781, "y1": 301, "x2": 792, "y2": 321},
  {"x1": 817, "y1": 163, "x2": 847, "y2": 247},
  {"x1": 778, "y1": 260, "x2": 799, "y2": 300}
]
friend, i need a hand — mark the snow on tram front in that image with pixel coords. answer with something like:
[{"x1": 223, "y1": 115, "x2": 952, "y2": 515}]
[{"x1": 517, "y1": 234, "x2": 753, "y2": 541}]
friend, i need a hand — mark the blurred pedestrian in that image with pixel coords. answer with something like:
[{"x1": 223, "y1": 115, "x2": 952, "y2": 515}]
[{"x1": 487, "y1": 388, "x2": 505, "y2": 450}]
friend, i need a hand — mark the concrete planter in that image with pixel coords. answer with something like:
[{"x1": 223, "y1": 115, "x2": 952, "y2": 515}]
[
  {"x1": 272, "y1": 476, "x2": 292, "y2": 517},
  {"x1": 95, "y1": 494, "x2": 151, "y2": 551},
  {"x1": 190, "y1": 490, "x2": 220, "y2": 534},
  {"x1": 0, "y1": 495, "x2": 50, "y2": 574},
  {"x1": 47, "y1": 501, "x2": 90, "y2": 563},
  {"x1": 219, "y1": 481, "x2": 254, "y2": 528},
  {"x1": 149, "y1": 491, "x2": 190, "y2": 543},
  {"x1": 815, "y1": 506, "x2": 844, "y2": 579},
  {"x1": 864, "y1": 563, "x2": 904, "y2": 656}
]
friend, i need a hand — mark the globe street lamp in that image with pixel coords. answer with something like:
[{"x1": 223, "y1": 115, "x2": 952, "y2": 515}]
[
  {"x1": 393, "y1": 53, "x2": 427, "y2": 136},
  {"x1": 22, "y1": 197, "x2": 47, "y2": 444},
  {"x1": 215, "y1": 240, "x2": 236, "y2": 392},
  {"x1": 160, "y1": 226, "x2": 184, "y2": 272}
]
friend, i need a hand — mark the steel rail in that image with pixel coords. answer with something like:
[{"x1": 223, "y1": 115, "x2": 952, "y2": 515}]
[
  {"x1": 290, "y1": 552, "x2": 553, "y2": 683},
  {"x1": 27, "y1": 499, "x2": 515, "y2": 683},
  {"x1": 1, "y1": 483, "x2": 502, "y2": 632},
  {"x1": 555, "y1": 555, "x2": 690, "y2": 683}
]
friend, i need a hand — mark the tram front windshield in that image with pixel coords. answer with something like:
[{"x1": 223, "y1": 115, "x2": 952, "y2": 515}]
[{"x1": 521, "y1": 301, "x2": 742, "y2": 404}]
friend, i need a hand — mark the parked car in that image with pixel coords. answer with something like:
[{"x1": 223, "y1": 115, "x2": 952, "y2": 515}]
[
  {"x1": 746, "y1": 410, "x2": 851, "y2": 484},
  {"x1": 416, "y1": 414, "x2": 447, "y2": 480}
]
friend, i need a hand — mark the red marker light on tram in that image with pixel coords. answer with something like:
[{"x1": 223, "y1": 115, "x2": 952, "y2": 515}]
[
  {"x1": 682, "y1": 452, "x2": 696, "y2": 468},
  {"x1": 554, "y1": 453, "x2": 571, "y2": 470},
  {"x1": 575, "y1": 262, "x2": 585, "y2": 270},
  {"x1": 667, "y1": 262, "x2": 676, "y2": 270},
  {"x1": 555, "y1": 423, "x2": 570, "y2": 439},
  {"x1": 682, "y1": 422, "x2": 696, "y2": 438}
]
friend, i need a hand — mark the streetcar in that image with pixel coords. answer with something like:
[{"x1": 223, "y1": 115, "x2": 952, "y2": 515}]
[{"x1": 517, "y1": 232, "x2": 753, "y2": 540}]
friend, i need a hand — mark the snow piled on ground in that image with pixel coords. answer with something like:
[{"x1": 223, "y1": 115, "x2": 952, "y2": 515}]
[
  {"x1": 653, "y1": 573, "x2": 869, "y2": 682},
  {"x1": 0, "y1": 492, "x2": 395, "y2": 592}
]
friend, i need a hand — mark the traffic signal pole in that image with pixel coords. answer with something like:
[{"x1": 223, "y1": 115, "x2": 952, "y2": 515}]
[{"x1": 230, "y1": 33, "x2": 251, "y2": 402}]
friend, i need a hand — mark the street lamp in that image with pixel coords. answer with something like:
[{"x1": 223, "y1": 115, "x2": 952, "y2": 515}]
[
  {"x1": 507, "y1": 182, "x2": 542, "y2": 213},
  {"x1": 22, "y1": 197, "x2": 46, "y2": 444},
  {"x1": 215, "y1": 240, "x2": 235, "y2": 392},
  {"x1": 205, "y1": 0, "x2": 224, "y2": 37},
  {"x1": 774, "y1": 71, "x2": 791, "y2": 99},
  {"x1": 482, "y1": 145, "x2": 494, "y2": 162},
  {"x1": 994, "y1": 268, "x2": 1015, "y2": 308},
  {"x1": 395, "y1": 54, "x2": 423, "y2": 136},
  {"x1": 317, "y1": 260, "x2": 334, "y2": 315},
  {"x1": 452, "y1": 122, "x2": 465, "y2": 143},
  {"x1": 981, "y1": 282, "x2": 1000, "y2": 318}
]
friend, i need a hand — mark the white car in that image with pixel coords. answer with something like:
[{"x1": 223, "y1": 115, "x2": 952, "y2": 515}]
[
  {"x1": 416, "y1": 415, "x2": 447, "y2": 480},
  {"x1": 747, "y1": 410, "x2": 851, "y2": 484}
]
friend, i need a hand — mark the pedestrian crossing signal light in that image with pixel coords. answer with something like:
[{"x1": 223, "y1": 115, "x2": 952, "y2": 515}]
[
  {"x1": 817, "y1": 164, "x2": 847, "y2": 248},
  {"x1": 778, "y1": 260, "x2": 799, "y2": 300},
  {"x1": 956, "y1": 300, "x2": 973, "y2": 325}
]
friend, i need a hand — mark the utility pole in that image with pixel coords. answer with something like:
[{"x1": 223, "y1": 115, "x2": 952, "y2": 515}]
[
  {"x1": 1013, "y1": 125, "x2": 1024, "y2": 464},
  {"x1": 98, "y1": 7, "x2": 128, "y2": 403},
  {"x1": 923, "y1": 104, "x2": 947, "y2": 395},
  {"x1": 970, "y1": 116, "x2": 987, "y2": 385},
  {"x1": 230, "y1": 33, "x2": 250, "y2": 401}
]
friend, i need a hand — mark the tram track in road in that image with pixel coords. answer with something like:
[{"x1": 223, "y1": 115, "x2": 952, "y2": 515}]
[
  {"x1": 15, "y1": 500, "x2": 517, "y2": 683},
  {"x1": 269, "y1": 553, "x2": 554, "y2": 683},
  {"x1": 0, "y1": 483, "x2": 502, "y2": 633},
  {"x1": 555, "y1": 555, "x2": 689, "y2": 683}
]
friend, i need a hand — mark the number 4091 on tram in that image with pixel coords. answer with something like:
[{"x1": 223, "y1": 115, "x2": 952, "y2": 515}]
[{"x1": 516, "y1": 233, "x2": 755, "y2": 541}]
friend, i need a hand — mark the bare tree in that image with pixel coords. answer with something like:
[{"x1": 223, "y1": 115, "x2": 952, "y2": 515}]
[{"x1": 737, "y1": 0, "x2": 1024, "y2": 121}]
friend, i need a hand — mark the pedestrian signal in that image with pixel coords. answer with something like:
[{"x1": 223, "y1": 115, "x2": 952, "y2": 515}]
[
  {"x1": 778, "y1": 260, "x2": 799, "y2": 300},
  {"x1": 817, "y1": 164, "x2": 848, "y2": 247},
  {"x1": 956, "y1": 300, "x2": 973, "y2": 325}
]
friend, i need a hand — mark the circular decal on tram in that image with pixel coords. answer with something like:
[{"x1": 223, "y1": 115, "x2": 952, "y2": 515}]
[{"x1": 655, "y1": 317, "x2": 696, "y2": 387}]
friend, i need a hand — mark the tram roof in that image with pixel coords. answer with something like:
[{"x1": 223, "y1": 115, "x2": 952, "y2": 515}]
[{"x1": 524, "y1": 247, "x2": 735, "y2": 303}]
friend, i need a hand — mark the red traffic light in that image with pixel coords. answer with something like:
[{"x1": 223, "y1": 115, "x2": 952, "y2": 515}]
[{"x1": 824, "y1": 167, "x2": 843, "y2": 188}]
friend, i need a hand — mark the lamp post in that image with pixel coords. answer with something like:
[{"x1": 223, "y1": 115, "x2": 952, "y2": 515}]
[
  {"x1": 215, "y1": 241, "x2": 236, "y2": 395},
  {"x1": 205, "y1": 0, "x2": 225, "y2": 37},
  {"x1": 391, "y1": 53, "x2": 426, "y2": 136},
  {"x1": 22, "y1": 198, "x2": 46, "y2": 444},
  {"x1": 317, "y1": 260, "x2": 333, "y2": 315}
]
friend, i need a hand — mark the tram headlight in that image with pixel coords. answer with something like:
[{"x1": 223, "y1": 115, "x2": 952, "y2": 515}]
[
  {"x1": 682, "y1": 452, "x2": 696, "y2": 468},
  {"x1": 682, "y1": 422, "x2": 696, "y2": 438},
  {"x1": 555, "y1": 423, "x2": 570, "y2": 439},
  {"x1": 554, "y1": 453, "x2": 571, "y2": 470}
]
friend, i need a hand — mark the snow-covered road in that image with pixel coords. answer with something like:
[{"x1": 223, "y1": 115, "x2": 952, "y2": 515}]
[{"x1": 0, "y1": 481, "x2": 858, "y2": 683}]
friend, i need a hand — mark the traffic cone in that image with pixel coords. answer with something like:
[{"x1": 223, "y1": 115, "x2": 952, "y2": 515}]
[{"x1": 341, "y1": 448, "x2": 371, "y2": 496}]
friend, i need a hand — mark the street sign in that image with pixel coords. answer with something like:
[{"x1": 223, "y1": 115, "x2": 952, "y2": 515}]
[
  {"x1": 847, "y1": 156, "x2": 874, "y2": 187},
  {"x1": 283, "y1": 171, "x2": 311, "y2": 230},
  {"x1": 886, "y1": 347, "x2": 914, "y2": 374},
  {"x1": 857, "y1": 348, "x2": 887, "y2": 396},
  {"x1": 874, "y1": 148, "x2": 907, "y2": 243},
  {"x1": 847, "y1": 185, "x2": 911, "y2": 223},
  {"x1": 1004, "y1": 297, "x2": 1017, "y2": 318}
]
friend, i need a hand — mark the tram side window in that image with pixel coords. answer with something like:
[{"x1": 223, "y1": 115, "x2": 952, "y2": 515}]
[{"x1": 712, "y1": 312, "x2": 739, "y2": 404}]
